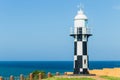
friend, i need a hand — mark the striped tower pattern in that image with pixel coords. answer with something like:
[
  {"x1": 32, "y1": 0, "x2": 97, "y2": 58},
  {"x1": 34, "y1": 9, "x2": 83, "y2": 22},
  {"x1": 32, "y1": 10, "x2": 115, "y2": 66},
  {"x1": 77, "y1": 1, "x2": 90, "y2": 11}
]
[{"x1": 70, "y1": 8, "x2": 92, "y2": 74}]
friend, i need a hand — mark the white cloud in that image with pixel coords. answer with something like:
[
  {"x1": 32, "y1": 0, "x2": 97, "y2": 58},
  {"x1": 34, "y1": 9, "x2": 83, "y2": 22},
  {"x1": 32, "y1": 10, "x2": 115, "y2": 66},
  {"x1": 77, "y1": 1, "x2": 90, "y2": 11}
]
[{"x1": 113, "y1": 5, "x2": 120, "y2": 10}]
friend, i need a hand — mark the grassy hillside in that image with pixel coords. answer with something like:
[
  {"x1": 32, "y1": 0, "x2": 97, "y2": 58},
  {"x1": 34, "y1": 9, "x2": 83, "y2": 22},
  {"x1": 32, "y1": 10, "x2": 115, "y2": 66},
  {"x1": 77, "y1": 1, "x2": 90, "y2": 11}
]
[{"x1": 101, "y1": 76, "x2": 120, "y2": 80}]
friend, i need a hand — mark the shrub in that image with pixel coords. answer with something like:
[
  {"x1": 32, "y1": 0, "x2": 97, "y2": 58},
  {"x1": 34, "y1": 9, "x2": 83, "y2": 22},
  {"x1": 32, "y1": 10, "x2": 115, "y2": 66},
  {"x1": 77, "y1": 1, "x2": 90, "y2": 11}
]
[{"x1": 32, "y1": 70, "x2": 46, "y2": 79}]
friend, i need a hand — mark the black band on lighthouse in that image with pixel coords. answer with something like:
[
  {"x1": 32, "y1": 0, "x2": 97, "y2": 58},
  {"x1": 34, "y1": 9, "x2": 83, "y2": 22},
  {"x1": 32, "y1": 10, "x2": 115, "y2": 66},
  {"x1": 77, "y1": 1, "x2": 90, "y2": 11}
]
[
  {"x1": 74, "y1": 42, "x2": 77, "y2": 55},
  {"x1": 83, "y1": 42, "x2": 87, "y2": 55}
]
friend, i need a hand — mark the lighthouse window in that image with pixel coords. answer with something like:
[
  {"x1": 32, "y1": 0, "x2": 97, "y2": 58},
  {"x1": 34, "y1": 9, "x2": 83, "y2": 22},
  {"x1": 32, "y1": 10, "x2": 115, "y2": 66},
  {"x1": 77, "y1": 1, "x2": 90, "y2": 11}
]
[
  {"x1": 84, "y1": 59, "x2": 86, "y2": 64},
  {"x1": 85, "y1": 20, "x2": 88, "y2": 27},
  {"x1": 77, "y1": 28, "x2": 82, "y2": 34}
]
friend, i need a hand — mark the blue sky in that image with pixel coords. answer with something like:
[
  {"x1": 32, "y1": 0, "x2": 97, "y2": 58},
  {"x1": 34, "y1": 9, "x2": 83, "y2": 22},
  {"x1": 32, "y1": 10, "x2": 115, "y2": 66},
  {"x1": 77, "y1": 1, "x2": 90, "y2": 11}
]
[{"x1": 0, "y1": 0, "x2": 120, "y2": 61}]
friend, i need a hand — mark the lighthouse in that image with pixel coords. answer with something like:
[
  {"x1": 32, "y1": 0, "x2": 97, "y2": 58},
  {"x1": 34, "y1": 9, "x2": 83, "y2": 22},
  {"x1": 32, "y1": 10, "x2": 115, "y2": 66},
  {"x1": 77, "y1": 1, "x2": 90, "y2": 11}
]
[{"x1": 70, "y1": 8, "x2": 92, "y2": 74}]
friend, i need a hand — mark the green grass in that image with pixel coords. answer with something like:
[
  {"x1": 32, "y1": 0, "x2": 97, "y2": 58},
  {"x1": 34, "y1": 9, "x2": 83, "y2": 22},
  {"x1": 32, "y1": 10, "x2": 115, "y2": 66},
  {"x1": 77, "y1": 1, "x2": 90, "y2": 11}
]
[
  {"x1": 45, "y1": 77, "x2": 95, "y2": 80},
  {"x1": 101, "y1": 76, "x2": 120, "y2": 80}
]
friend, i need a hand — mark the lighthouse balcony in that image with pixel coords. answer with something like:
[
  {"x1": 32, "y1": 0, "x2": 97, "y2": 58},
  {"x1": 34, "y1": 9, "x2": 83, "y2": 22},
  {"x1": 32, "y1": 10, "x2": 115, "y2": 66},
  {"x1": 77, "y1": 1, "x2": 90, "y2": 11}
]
[{"x1": 70, "y1": 27, "x2": 92, "y2": 36}]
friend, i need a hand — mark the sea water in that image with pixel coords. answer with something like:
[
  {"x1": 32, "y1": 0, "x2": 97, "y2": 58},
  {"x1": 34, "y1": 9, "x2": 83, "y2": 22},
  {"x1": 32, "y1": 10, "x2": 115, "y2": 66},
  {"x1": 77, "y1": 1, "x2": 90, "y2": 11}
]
[{"x1": 0, "y1": 61, "x2": 120, "y2": 77}]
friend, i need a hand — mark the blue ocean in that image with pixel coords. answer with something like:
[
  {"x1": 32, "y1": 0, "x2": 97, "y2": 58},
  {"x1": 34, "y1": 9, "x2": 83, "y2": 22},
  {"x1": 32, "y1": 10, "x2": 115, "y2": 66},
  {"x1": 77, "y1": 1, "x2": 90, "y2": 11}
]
[{"x1": 0, "y1": 61, "x2": 120, "y2": 77}]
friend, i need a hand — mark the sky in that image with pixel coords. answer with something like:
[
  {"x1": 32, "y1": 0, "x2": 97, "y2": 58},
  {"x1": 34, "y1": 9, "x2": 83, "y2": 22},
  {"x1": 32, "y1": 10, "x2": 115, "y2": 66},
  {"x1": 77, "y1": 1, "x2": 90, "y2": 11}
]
[{"x1": 0, "y1": 0, "x2": 120, "y2": 61}]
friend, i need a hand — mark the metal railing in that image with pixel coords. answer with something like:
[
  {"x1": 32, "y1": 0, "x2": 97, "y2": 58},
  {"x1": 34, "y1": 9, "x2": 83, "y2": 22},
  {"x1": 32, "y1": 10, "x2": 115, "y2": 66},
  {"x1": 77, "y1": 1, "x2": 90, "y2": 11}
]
[{"x1": 70, "y1": 27, "x2": 91, "y2": 35}]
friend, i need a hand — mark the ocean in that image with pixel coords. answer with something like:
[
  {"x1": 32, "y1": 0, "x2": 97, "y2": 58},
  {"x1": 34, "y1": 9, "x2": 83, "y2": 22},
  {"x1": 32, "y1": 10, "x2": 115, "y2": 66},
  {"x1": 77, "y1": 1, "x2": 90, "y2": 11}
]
[{"x1": 0, "y1": 61, "x2": 120, "y2": 77}]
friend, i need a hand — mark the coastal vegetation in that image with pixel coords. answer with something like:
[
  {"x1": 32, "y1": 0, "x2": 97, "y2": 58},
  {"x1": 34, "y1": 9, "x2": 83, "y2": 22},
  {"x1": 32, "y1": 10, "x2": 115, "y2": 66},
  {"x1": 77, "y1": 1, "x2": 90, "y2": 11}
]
[
  {"x1": 101, "y1": 76, "x2": 120, "y2": 80},
  {"x1": 31, "y1": 70, "x2": 95, "y2": 80},
  {"x1": 32, "y1": 70, "x2": 47, "y2": 79},
  {"x1": 30, "y1": 70, "x2": 120, "y2": 80}
]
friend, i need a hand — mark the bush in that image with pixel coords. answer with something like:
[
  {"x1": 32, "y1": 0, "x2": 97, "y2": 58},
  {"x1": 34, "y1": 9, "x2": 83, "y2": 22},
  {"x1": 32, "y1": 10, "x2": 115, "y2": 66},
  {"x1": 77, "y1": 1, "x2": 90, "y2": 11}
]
[{"x1": 32, "y1": 70, "x2": 46, "y2": 79}]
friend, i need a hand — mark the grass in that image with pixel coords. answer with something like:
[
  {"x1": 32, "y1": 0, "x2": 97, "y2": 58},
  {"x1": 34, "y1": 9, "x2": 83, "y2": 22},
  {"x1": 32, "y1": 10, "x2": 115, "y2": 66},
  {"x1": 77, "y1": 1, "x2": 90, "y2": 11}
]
[
  {"x1": 101, "y1": 76, "x2": 120, "y2": 80},
  {"x1": 45, "y1": 77, "x2": 95, "y2": 80}
]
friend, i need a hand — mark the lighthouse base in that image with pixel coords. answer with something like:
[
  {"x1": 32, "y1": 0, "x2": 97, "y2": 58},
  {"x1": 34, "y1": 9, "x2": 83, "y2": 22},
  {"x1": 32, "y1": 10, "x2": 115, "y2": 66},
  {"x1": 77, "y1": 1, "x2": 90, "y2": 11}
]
[
  {"x1": 67, "y1": 74, "x2": 96, "y2": 76},
  {"x1": 74, "y1": 68, "x2": 89, "y2": 74}
]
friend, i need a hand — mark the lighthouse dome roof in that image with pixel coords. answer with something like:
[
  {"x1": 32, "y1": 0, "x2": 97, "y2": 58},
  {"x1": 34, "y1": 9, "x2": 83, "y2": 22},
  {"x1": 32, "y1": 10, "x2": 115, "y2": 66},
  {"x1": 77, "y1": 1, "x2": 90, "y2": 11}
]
[{"x1": 74, "y1": 9, "x2": 87, "y2": 20}]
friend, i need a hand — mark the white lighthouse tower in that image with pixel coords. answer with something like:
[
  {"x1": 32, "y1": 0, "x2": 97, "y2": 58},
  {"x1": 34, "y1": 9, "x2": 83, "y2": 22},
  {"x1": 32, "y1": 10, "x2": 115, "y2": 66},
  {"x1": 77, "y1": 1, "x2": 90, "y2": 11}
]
[{"x1": 70, "y1": 8, "x2": 92, "y2": 74}]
